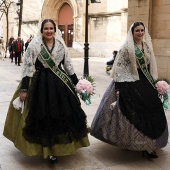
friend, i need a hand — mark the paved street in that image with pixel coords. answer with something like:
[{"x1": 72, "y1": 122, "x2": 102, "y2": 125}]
[{"x1": 0, "y1": 56, "x2": 170, "y2": 170}]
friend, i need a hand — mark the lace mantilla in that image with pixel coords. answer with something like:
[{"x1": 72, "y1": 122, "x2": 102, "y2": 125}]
[
  {"x1": 22, "y1": 32, "x2": 75, "y2": 78},
  {"x1": 110, "y1": 23, "x2": 158, "y2": 82}
]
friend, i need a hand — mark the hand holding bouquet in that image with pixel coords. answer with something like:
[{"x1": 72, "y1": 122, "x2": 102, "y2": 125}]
[
  {"x1": 155, "y1": 80, "x2": 170, "y2": 110},
  {"x1": 76, "y1": 77, "x2": 94, "y2": 105}
]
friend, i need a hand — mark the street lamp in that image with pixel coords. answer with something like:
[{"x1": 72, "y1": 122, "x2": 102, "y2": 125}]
[
  {"x1": 83, "y1": 0, "x2": 101, "y2": 77},
  {"x1": 16, "y1": 0, "x2": 23, "y2": 36}
]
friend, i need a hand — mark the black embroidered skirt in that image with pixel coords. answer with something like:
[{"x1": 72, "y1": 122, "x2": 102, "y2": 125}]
[
  {"x1": 118, "y1": 69, "x2": 166, "y2": 139},
  {"x1": 22, "y1": 67, "x2": 88, "y2": 147}
]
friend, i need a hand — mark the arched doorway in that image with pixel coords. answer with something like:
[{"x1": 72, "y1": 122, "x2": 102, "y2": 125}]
[{"x1": 58, "y1": 3, "x2": 73, "y2": 47}]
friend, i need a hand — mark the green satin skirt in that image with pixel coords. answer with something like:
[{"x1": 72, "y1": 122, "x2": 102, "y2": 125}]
[{"x1": 3, "y1": 84, "x2": 90, "y2": 159}]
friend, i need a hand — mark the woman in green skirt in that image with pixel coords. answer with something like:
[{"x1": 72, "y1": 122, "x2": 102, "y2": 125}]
[{"x1": 3, "y1": 19, "x2": 90, "y2": 164}]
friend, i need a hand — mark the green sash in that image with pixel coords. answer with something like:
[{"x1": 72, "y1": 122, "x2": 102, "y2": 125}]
[
  {"x1": 134, "y1": 43, "x2": 155, "y2": 88},
  {"x1": 39, "y1": 43, "x2": 80, "y2": 102}
]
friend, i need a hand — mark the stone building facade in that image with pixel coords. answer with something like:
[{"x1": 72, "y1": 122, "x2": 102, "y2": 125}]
[
  {"x1": 41, "y1": 0, "x2": 128, "y2": 57},
  {"x1": 128, "y1": 0, "x2": 170, "y2": 79},
  {"x1": 2, "y1": 0, "x2": 43, "y2": 43},
  {"x1": 3, "y1": 0, "x2": 128, "y2": 58},
  {"x1": 2, "y1": 0, "x2": 169, "y2": 79}
]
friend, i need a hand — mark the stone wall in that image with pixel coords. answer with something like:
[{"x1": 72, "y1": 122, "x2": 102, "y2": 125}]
[
  {"x1": 151, "y1": 0, "x2": 170, "y2": 80},
  {"x1": 78, "y1": 0, "x2": 128, "y2": 57},
  {"x1": 128, "y1": 0, "x2": 170, "y2": 80},
  {"x1": 128, "y1": 0, "x2": 151, "y2": 29}
]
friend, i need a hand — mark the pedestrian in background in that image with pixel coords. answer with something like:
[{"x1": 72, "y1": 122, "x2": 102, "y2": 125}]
[
  {"x1": 106, "y1": 50, "x2": 118, "y2": 73},
  {"x1": 24, "y1": 38, "x2": 31, "y2": 51},
  {"x1": 106, "y1": 50, "x2": 118, "y2": 66},
  {"x1": 8, "y1": 36, "x2": 15, "y2": 59},
  {"x1": 91, "y1": 21, "x2": 168, "y2": 158},
  {"x1": 13, "y1": 36, "x2": 24, "y2": 66},
  {"x1": 8, "y1": 36, "x2": 14, "y2": 48},
  {"x1": 0, "y1": 39, "x2": 5, "y2": 61},
  {"x1": 9, "y1": 39, "x2": 15, "y2": 63},
  {"x1": 3, "y1": 19, "x2": 90, "y2": 164}
]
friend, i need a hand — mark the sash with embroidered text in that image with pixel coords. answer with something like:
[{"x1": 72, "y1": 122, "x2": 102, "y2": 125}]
[
  {"x1": 39, "y1": 43, "x2": 80, "y2": 103},
  {"x1": 134, "y1": 43, "x2": 155, "y2": 88}
]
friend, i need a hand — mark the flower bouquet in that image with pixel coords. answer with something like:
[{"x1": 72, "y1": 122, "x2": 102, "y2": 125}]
[
  {"x1": 76, "y1": 76, "x2": 95, "y2": 105},
  {"x1": 155, "y1": 80, "x2": 170, "y2": 111}
]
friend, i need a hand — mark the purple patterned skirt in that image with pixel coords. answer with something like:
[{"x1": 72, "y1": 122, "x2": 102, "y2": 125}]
[{"x1": 90, "y1": 80, "x2": 168, "y2": 151}]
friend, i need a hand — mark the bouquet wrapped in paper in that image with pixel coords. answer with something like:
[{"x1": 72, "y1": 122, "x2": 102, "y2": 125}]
[
  {"x1": 155, "y1": 80, "x2": 170, "y2": 111},
  {"x1": 76, "y1": 78, "x2": 94, "y2": 105}
]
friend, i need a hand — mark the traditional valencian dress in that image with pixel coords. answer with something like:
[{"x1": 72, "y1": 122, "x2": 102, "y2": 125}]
[
  {"x1": 90, "y1": 35, "x2": 168, "y2": 151},
  {"x1": 3, "y1": 35, "x2": 90, "y2": 158}
]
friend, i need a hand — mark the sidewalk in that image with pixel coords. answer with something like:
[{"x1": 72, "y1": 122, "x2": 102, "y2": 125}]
[{"x1": 0, "y1": 57, "x2": 170, "y2": 170}]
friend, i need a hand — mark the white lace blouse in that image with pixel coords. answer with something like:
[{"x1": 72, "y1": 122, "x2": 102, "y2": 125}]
[
  {"x1": 111, "y1": 42, "x2": 157, "y2": 82},
  {"x1": 22, "y1": 37, "x2": 75, "y2": 78}
]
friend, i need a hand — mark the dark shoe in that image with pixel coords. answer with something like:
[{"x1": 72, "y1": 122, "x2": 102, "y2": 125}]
[
  {"x1": 18, "y1": 64, "x2": 21, "y2": 66},
  {"x1": 49, "y1": 156, "x2": 58, "y2": 164},
  {"x1": 142, "y1": 151, "x2": 158, "y2": 159}
]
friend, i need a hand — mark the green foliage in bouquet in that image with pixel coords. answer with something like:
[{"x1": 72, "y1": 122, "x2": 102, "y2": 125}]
[{"x1": 155, "y1": 78, "x2": 170, "y2": 111}]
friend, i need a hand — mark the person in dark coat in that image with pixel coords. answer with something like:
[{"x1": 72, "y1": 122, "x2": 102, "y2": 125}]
[
  {"x1": 9, "y1": 40, "x2": 15, "y2": 63},
  {"x1": 13, "y1": 36, "x2": 24, "y2": 66}
]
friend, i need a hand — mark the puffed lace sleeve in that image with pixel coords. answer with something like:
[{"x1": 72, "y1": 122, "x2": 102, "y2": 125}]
[
  {"x1": 111, "y1": 47, "x2": 139, "y2": 82},
  {"x1": 63, "y1": 50, "x2": 75, "y2": 76},
  {"x1": 21, "y1": 43, "x2": 36, "y2": 78}
]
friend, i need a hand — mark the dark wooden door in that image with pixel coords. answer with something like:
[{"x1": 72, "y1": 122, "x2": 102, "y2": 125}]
[
  {"x1": 58, "y1": 3, "x2": 73, "y2": 47},
  {"x1": 67, "y1": 24, "x2": 73, "y2": 47}
]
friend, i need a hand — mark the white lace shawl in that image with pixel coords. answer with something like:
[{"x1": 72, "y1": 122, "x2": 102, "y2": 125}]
[
  {"x1": 22, "y1": 29, "x2": 75, "y2": 78},
  {"x1": 110, "y1": 24, "x2": 158, "y2": 82}
]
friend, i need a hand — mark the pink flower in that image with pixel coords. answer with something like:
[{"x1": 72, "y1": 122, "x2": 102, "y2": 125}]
[
  {"x1": 155, "y1": 80, "x2": 170, "y2": 95},
  {"x1": 76, "y1": 79, "x2": 93, "y2": 94}
]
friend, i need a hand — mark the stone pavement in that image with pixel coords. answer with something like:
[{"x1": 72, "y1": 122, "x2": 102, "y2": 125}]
[{"x1": 0, "y1": 56, "x2": 170, "y2": 170}]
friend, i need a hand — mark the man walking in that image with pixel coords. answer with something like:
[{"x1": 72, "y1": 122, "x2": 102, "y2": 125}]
[{"x1": 13, "y1": 36, "x2": 24, "y2": 66}]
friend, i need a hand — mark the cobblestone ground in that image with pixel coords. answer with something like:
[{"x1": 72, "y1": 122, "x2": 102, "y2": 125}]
[{"x1": 0, "y1": 56, "x2": 170, "y2": 170}]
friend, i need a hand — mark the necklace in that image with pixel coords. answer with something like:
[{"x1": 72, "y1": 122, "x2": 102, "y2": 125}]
[{"x1": 43, "y1": 38, "x2": 55, "y2": 54}]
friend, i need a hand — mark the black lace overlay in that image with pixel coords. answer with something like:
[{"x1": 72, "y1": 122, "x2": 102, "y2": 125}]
[
  {"x1": 22, "y1": 59, "x2": 88, "y2": 147},
  {"x1": 118, "y1": 69, "x2": 166, "y2": 139}
]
